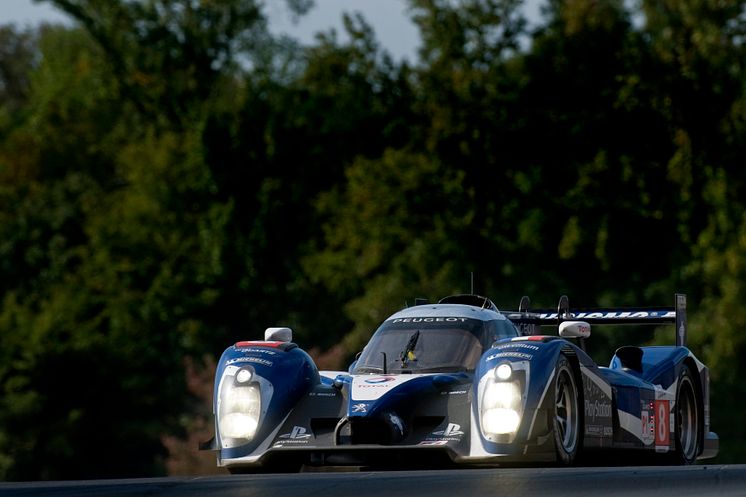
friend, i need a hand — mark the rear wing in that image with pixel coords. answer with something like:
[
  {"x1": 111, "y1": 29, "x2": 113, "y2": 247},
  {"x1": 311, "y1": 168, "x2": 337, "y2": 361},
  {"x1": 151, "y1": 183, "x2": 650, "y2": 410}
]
[{"x1": 505, "y1": 293, "x2": 688, "y2": 347}]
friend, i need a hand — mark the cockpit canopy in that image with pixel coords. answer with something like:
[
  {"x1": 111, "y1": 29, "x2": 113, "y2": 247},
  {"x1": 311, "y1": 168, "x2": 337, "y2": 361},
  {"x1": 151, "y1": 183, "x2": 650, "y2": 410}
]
[{"x1": 353, "y1": 316, "x2": 519, "y2": 374}]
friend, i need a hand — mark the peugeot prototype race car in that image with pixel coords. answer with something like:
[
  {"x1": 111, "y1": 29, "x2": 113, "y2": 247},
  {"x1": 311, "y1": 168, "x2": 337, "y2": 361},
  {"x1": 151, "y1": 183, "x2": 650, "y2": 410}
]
[{"x1": 201, "y1": 294, "x2": 718, "y2": 471}]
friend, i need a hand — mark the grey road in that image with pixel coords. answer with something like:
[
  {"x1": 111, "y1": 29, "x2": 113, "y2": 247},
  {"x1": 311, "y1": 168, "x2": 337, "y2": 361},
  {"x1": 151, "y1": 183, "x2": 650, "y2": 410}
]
[{"x1": 1, "y1": 465, "x2": 745, "y2": 497}]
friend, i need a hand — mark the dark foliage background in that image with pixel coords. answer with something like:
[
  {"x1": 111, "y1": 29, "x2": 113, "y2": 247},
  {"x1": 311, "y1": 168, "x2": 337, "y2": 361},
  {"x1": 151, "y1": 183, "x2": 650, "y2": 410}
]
[{"x1": 1, "y1": 0, "x2": 744, "y2": 479}]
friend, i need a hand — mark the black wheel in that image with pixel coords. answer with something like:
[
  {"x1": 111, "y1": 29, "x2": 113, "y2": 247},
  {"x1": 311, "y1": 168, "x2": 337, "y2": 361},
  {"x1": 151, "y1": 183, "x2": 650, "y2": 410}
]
[
  {"x1": 674, "y1": 366, "x2": 701, "y2": 464},
  {"x1": 553, "y1": 355, "x2": 581, "y2": 465}
]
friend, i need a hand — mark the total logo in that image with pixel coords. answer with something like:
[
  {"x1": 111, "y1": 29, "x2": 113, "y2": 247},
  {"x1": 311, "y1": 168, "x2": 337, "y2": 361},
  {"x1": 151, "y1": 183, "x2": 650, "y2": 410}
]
[
  {"x1": 432, "y1": 423, "x2": 464, "y2": 437},
  {"x1": 279, "y1": 426, "x2": 311, "y2": 440},
  {"x1": 364, "y1": 376, "x2": 396, "y2": 384}
]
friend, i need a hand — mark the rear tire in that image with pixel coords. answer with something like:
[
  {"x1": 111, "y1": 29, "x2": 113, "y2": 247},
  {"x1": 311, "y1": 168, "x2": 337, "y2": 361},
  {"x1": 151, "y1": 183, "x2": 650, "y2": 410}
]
[
  {"x1": 674, "y1": 366, "x2": 701, "y2": 465},
  {"x1": 553, "y1": 355, "x2": 581, "y2": 465}
]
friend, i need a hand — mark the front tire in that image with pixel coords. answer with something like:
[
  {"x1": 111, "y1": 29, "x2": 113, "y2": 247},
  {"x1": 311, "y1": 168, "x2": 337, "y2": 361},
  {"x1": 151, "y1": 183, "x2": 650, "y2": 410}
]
[
  {"x1": 553, "y1": 355, "x2": 581, "y2": 465},
  {"x1": 673, "y1": 366, "x2": 701, "y2": 464}
]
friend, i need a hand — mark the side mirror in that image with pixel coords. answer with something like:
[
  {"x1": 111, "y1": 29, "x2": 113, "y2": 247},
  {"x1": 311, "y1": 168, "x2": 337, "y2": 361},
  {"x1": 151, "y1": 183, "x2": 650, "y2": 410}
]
[
  {"x1": 559, "y1": 321, "x2": 591, "y2": 339},
  {"x1": 265, "y1": 327, "x2": 292, "y2": 342}
]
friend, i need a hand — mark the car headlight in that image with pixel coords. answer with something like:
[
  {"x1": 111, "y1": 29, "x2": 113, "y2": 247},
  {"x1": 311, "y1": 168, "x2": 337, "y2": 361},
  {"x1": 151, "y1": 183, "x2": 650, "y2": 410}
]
[
  {"x1": 482, "y1": 406, "x2": 521, "y2": 434},
  {"x1": 482, "y1": 380, "x2": 522, "y2": 434},
  {"x1": 495, "y1": 363, "x2": 512, "y2": 380},
  {"x1": 218, "y1": 372, "x2": 261, "y2": 447},
  {"x1": 483, "y1": 381, "x2": 521, "y2": 410},
  {"x1": 236, "y1": 368, "x2": 253, "y2": 384},
  {"x1": 480, "y1": 364, "x2": 525, "y2": 438}
]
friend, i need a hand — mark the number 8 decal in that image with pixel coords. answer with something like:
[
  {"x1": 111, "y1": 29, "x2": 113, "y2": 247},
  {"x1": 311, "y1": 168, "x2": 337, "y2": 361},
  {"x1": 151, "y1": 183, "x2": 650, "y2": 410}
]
[{"x1": 655, "y1": 400, "x2": 670, "y2": 446}]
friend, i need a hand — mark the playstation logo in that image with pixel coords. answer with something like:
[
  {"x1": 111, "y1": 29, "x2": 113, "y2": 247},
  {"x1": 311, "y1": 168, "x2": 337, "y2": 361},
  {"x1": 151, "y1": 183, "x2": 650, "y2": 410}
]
[
  {"x1": 433, "y1": 423, "x2": 464, "y2": 437},
  {"x1": 279, "y1": 426, "x2": 311, "y2": 439}
]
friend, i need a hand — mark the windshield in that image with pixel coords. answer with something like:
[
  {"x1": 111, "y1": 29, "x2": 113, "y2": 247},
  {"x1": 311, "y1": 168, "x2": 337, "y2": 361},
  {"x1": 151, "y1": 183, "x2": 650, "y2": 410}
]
[{"x1": 354, "y1": 317, "x2": 516, "y2": 374}]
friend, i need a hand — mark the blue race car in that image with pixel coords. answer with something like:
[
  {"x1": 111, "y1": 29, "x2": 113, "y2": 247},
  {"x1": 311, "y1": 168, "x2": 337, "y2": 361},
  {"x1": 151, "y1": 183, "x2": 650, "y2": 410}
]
[{"x1": 201, "y1": 294, "x2": 718, "y2": 472}]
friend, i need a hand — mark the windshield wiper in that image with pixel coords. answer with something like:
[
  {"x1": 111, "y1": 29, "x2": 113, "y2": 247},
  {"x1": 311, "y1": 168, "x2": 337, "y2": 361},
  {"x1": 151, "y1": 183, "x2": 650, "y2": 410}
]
[{"x1": 399, "y1": 330, "x2": 420, "y2": 368}]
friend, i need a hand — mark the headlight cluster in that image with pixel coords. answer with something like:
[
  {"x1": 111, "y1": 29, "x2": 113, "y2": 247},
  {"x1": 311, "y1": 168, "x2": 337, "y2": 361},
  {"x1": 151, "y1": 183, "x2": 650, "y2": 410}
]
[
  {"x1": 218, "y1": 367, "x2": 262, "y2": 448},
  {"x1": 480, "y1": 363, "x2": 525, "y2": 440}
]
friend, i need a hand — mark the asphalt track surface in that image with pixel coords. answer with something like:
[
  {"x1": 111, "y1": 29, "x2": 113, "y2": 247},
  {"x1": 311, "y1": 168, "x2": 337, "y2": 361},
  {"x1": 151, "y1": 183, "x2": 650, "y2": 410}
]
[{"x1": 2, "y1": 465, "x2": 745, "y2": 497}]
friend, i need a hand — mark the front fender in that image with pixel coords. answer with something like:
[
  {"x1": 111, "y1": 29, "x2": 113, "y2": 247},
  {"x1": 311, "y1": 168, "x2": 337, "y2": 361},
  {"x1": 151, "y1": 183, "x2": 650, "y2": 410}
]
[
  {"x1": 213, "y1": 342, "x2": 320, "y2": 458},
  {"x1": 475, "y1": 337, "x2": 571, "y2": 448}
]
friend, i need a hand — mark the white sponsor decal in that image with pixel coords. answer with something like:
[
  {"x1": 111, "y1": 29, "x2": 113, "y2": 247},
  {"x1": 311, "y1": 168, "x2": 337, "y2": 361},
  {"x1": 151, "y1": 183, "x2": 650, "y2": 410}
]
[
  {"x1": 500, "y1": 342, "x2": 540, "y2": 351},
  {"x1": 226, "y1": 357, "x2": 273, "y2": 367},
  {"x1": 585, "y1": 424, "x2": 613, "y2": 436},
  {"x1": 641, "y1": 401, "x2": 655, "y2": 445},
  {"x1": 237, "y1": 348, "x2": 278, "y2": 356},
  {"x1": 585, "y1": 400, "x2": 612, "y2": 420},
  {"x1": 618, "y1": 404, "x2": 668, "y2": 449},
  {"x1": 487, "y1": 352, "x2": 532, "y2": 361},
  {"x1": 425, "y1": 422, "x2": 464, "y2": 443},
  {"x1": 419, "y1": 440, "x2": 448, "y2": 446},
  {"x1": 391, "y1": 317, "x2": 468, "y2": 323},
  {"x1": 538, "y1": 311, "x2": 675, "y2": 320},
  {"x1": 351, "y1": 374, "x2": 428, "y2": 401},
  {"x1": 433, "y1": 423, "x2": 464, "y2": 437},
  {"x1": 280, "y1": 426, "x2": 311, "y2": 440}
]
